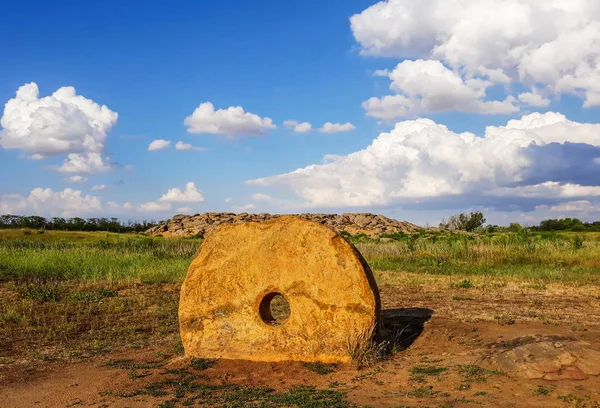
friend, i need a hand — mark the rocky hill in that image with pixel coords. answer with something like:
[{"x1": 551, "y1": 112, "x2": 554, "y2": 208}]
[{"x1": 145, "y1": 212, "x2": 423, "y2": 238}]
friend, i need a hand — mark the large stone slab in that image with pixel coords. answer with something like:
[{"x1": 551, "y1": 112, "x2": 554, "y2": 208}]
[
  {"x1": 179, "y1": 216, "x2": 381, "y2": 363},
  {"x1": 486, "y1": 335, "x2": 600, "y2": 380}
]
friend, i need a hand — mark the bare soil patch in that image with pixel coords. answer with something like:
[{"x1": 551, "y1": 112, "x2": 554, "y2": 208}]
[{"x1": 2, "y1": 275, "x2": 600, "y2": 407}]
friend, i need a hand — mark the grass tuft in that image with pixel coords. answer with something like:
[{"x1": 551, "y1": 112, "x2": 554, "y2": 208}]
[
  {"x1": 71, "y1": 288, "x2": 117, "y2": 302},
  {"x1": 410, "y1": 366, "x2": 448, "y2": 376},
  {"x1": 458, "y1": 365, "x2": 500, "y2": 383},
  {"x1": 189, "y1": 357, "x2": 216, "y2": 370},
  {"x1": 533, "y1": 385, "x2": 552, "y2": 396},
  {"x1": 452, "y1": 279, "x2": 474, "y2": 289},
  {"x1": 303, "y1": 362, "x2": 337, "y2": 375},
  {"x1": 19, "y1": 284, "x2": 62, "y2": 302},
  {"x1": 346, "y1": 324, "x2": 386, "y2": 369}
]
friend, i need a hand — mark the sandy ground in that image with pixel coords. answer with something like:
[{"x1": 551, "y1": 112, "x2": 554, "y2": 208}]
[{"x1": 2, "y1": 276, "x2": 600, "y2": 407}]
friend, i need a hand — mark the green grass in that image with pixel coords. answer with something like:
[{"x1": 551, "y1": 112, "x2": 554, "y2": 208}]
[
  {"x1": 410, "y1": 366, "x2": 448, "y2": 376},
  {"x1": 70, "y1": 288, "x2": 118, "y2": 302},
  {"x1": 457, "y1": 365, "x2": 500, "y2": 383},
  {"x1": 189, "y1": 357, "x2": 216, "y2": 370},
  {"x1": 533, "y1": 385, "x2": 552, "y2": 396},
  {"x1": 405, "y1": 385, "x2": 439, "y2": 398},
  {"x1": 556, "y1": 393, "x2": 600, "y2": 407},
  {"x1": 0, "y1": 229, "x2": 200, "y2": 283},
  {"x1": 303, "y1": 362, "x2": 338, "y2": 375},
  {"x1": 354, "y1": 230, "x2": 600, "y2": 285},
  {"x1": 1, "y1": 228, "x2": 598, "y2": 406},
  {"x1": 3, "y1": 228, "x2": 600, "y2": 285},
  {"x1": 108, "y1": 374, "x2": 351, "y2": 408},
  {"x1": 452, "y1": 279, "x2": 473, "y2": 289}
]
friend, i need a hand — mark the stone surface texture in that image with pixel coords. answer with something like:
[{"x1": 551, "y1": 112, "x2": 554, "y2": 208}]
[
  {"x1": 487, "y1": 335, "x2": 600, "y2": 380},
  {"x1": 147, "y1": 212, "x2": 422, "y2": 238},
  {"x1": 179, "y1": 216, "x2": 381, "y2": 363}
]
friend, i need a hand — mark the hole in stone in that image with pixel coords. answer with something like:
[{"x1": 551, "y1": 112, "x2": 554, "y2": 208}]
[{"x1": 259, "y1": 292, "x2": 290, "y2": 326}]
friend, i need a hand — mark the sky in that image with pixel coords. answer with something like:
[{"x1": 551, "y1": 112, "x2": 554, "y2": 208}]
[{"x1": 1, "y1": 0, "x2": 600, "y2": 226}]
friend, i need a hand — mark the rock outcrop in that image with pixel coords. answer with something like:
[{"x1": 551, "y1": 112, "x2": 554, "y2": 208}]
[
  {"x1": 485, "y1": 335, "x2": 600, "y2": 380},
  {"x1": 146, "y1": 212, "x2": 422, "y2": 238}
]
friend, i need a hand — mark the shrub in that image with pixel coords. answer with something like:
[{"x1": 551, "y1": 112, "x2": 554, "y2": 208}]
[
  {"x1": 440, "y1": 212, "x2": 486, "y2": 232},
  {"x1": 508, "y1": 222, "x2": 523, "y2": 232}
]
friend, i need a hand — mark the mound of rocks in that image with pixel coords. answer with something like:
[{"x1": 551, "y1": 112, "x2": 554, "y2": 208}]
[{"x1": 146, "y1": 212, "x2": 422, "y2": 238}]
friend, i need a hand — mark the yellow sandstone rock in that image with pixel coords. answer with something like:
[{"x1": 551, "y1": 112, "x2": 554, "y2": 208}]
[{"x1": 179, "y1": 216, "x2": 381, "y2": 363}]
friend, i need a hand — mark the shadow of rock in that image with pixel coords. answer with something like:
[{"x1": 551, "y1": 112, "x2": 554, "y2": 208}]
[{"x1": 380, "y1": 308, "x2": 434, "y2": 351}]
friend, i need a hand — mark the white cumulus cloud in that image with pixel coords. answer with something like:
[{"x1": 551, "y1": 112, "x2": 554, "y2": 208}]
[
  {"x1": 91, "y1": 184, "x2": 107, "y2": 191},
  {"x1": 138, "y1": 201, "x2": 172, "y2": 212},
  {"x1": 175, "y1": 141, "x2": 207, "y2": 151},
  {"x1": 159, "y1": 182, "x2": 205, "y2": 203},
  {"x1": 247, "y1": 112, "x2": 600, "y2": 209},
  {"x1": 284, "y1": 120, "x2": 313, "y2": 133},
  {"x1": 1, "y1": 188, "x2": 102, "y2": 217},
  {"x1": 0, "y1": 82, "x2": 118, "y2": 173},
  {"x1": 362, "y1": 95, "x2": 412, "y2": 121},
  {"x1": 363, "y1": 59, "x2": 518, "y2": 119},
  {"x1": 184, "y1": 102, "x2": 276, "y2": 137},
  {"x1": 318, "y1": 122, "x2": 356, "y2": 133},
  {"x1": 108, "y1": 182, "x2": 206, "y2": 213},
  {"x1": 232, "y1": 203, "x2": 257, "y2": 211},
  {"x1": 373, "y1": 69, "x2": 390, "y2": 77},
  {"x1": 107, "y1": 201, "x2": 135, "y2": 211},
  {"x1": 351, "y1": 0, "x2": 600, "y2": 109},
  {"x1": 147, "y1": 139, "x2": 171, "y2": 151},
  {"x1": 67, "y1": 175, "x2": 88, "y2": 183},
  {"x1": 550, "y1": 200, "x2": 599, "y2": 213},
  {"x1": 518, "y1": 90, "x2": 551, "y2": 108}
]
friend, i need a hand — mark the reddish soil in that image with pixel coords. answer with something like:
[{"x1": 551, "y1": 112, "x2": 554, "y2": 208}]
[{"x1": 2, "y1": 278, "x2": 600, "y2": 407}]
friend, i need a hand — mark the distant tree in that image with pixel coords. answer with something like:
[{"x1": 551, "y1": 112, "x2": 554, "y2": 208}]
[
  {"x1": 485, "y1": 224, "x2": 499, "y2": 233},
  {"x1": 463, "y1": 212, "x2": 486, "y2": 232},
  {"x1": 52, "y1": 217, "x2": 67, "y2": 230},
  {"x1": 440, "y1": 211, "x2": 486, "y2": 232},
  {"x1": 538, "y1": 218, "x2": 585, "y2": 232}
]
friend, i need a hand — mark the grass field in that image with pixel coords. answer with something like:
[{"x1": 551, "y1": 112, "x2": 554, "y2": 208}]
[
  {"x1": 2, "y1": 228, "x2": 600, "y2": 407},
  {"x1": 353, "y1": 230, "x2": 600, "y2": 285},
  {"x1": 1, "y1": 227, "x2": 598, "y2": 364},
  {"x1": 0, "y1": 229, "x2": 200, "y2": 283},
  {"x1": 2, "y1": 228, "x2": 598, "y2": 285}
]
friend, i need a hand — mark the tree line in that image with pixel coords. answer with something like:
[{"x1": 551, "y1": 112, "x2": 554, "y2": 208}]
[
  {"x1": 440, "y1": 212, "x2": 600, "y2": 233},
  {"x1": 0, "y1": 214, "x2": 160, "y2": 233},
  {"x1": 532, "y1": 218, "x2": 600, "y2": 232},
  {"x1": 3, "y1": 212, "x2": 600, "y2": 234}
]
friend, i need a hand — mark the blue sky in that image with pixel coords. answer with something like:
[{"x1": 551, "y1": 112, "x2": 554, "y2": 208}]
[{"x1": 1, "y1": 0, "x2": 600, "y2": 226}]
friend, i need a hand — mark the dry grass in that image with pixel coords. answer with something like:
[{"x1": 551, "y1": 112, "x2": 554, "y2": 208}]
[
  {"x1": 0, "y1": 281, "x2": 183, "y2": 366},
  {"x1": 376, "y1": 271, "x2": 600, "y2": 326},
  {"x1": 346, "y1": 324, "x2": 387, "y2": 369}
]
